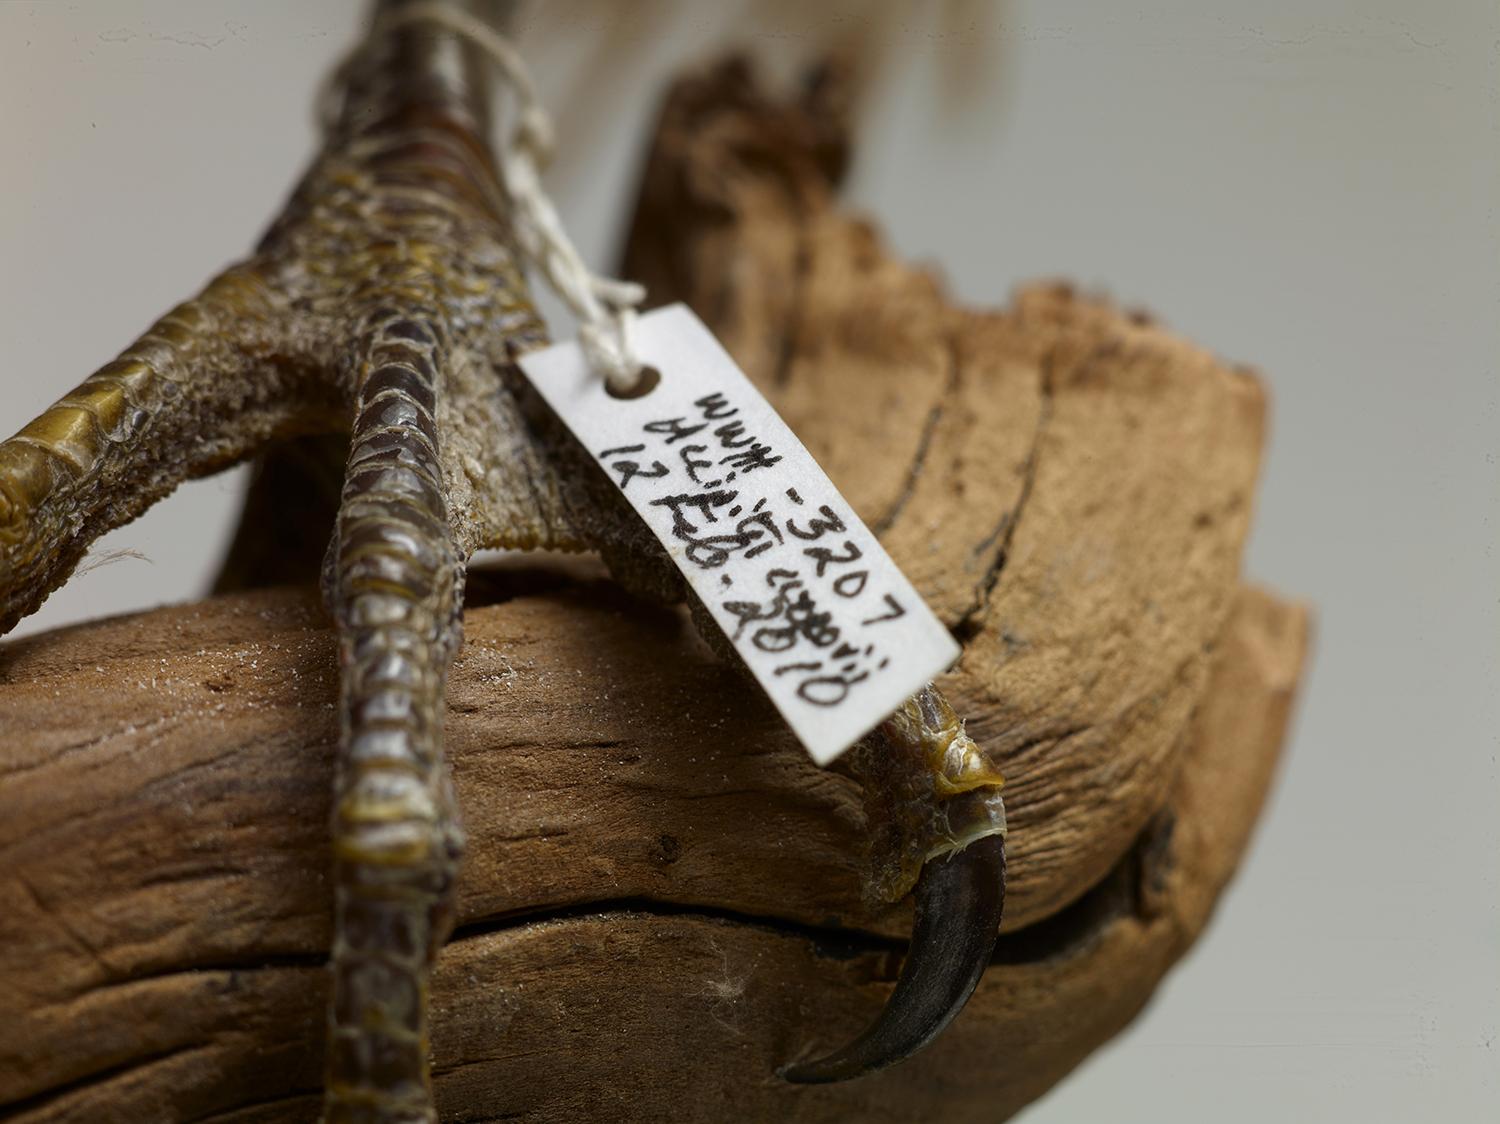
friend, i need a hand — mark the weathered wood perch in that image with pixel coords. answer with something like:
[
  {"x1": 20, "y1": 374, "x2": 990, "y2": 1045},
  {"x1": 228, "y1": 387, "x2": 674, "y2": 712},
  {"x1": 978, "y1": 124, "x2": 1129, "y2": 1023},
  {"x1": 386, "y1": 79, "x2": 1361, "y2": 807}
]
[{"x1": 0, "y1": 58, "x2": 1307, "y2": 1122}]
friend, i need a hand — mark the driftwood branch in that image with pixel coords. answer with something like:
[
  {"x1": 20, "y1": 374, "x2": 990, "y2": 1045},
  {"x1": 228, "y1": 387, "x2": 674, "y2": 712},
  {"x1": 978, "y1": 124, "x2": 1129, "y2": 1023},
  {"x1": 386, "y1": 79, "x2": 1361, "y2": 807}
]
[{"x1": 0, "y1": 58, "x2": 1307, "y2": 1122}]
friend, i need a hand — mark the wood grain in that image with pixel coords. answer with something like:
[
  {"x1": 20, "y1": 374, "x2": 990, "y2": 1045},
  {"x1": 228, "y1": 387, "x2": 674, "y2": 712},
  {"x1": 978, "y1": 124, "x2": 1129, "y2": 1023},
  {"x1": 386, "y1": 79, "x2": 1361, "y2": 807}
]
[
  {"x1": 0, "y1": 56, "x2": 1308, "y2": 1122},
  {"x1": 0, "y1": 577, "x2": 1304, "y2": 1121},
  {"x1": 623, "y1": 56, "x2": 1274, "y2": 927}
]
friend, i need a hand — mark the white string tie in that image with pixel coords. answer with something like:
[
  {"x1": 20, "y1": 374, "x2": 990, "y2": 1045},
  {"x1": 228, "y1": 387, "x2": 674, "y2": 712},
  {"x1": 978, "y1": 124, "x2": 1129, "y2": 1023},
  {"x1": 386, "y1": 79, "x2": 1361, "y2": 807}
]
[{"x1": 368, "y1": 1, "x2": 650, "y2": 395}]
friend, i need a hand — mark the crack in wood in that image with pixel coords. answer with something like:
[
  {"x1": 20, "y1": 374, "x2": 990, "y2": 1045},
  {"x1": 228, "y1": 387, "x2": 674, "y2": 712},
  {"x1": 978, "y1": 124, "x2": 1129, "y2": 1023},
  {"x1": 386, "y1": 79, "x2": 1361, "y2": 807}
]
[
  {"x1": 771, "y1": 224, "x2": 813, "y2": 391},
  {"x1": 1, "y1": 1041, "x2": 210, "y2": 1119},
  {"x1": 952, "y1": 349, "x2": 1057, "y2": 642},
  {"x1": 871, "y1": 332, "x2": 962, "y2": 538},
  {"x1": 186, "y1": 1090, "x2": 324, "y2": 1124},
  {"x1": 2, "y1": 831, "x2": 1172, "y2": 1118}
]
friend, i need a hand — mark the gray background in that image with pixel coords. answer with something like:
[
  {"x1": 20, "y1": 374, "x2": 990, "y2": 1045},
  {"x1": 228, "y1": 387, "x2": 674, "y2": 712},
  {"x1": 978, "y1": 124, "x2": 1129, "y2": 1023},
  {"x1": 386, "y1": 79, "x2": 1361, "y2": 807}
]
[{"x1": 1, "y1": 2, "x2": 1495, "y2": 1120}]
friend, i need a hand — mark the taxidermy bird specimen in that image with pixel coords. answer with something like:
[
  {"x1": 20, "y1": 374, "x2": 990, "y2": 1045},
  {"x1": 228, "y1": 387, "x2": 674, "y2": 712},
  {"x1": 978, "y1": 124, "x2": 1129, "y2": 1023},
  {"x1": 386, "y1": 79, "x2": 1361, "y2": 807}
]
[{"x1": 0, "y1": 2, "x2": 1011, "y2": 1120}]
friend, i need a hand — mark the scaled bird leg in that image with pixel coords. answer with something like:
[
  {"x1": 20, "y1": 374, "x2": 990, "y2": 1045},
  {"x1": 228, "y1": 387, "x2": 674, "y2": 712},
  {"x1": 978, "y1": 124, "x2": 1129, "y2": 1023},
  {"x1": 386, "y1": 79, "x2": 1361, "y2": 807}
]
[
  {"x1": 1, "y1": 4, "x2": 569, "y2": 1120},
  {"x1": 313, "y1": 9, "x2": 546, "y2": 1122},
  {"x1": 325, "y1": 307, "x2": 466, "y2": 1122},
  {"x1": 784, "y1": 684, "x2": 1009, "y2": 1082},
  {"x1": 0, "y1": 268, "x2": 337, "y2": 634}
]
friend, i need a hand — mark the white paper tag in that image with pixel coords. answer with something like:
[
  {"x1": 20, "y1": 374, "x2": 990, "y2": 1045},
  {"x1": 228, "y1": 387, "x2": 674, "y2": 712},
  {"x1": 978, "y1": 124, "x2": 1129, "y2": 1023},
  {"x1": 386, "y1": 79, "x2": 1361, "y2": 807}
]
[{"x1": 520, "y1": 303, "x2": 960, "y2": 764}]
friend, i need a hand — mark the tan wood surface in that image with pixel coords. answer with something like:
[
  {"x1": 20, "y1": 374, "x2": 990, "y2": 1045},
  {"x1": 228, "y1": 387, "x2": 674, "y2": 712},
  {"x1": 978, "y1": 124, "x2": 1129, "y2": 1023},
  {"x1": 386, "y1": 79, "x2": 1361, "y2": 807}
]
[{"x1": 0, "y1": 57, "x2": 1308, "y2": 1122}]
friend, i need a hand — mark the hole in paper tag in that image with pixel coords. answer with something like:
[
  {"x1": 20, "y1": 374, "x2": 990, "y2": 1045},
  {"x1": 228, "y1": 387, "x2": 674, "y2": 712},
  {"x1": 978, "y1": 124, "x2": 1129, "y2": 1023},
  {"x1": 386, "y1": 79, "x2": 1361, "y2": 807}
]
[{"x1": 605, "y1": 364, "x2": 662, "y2": 400}]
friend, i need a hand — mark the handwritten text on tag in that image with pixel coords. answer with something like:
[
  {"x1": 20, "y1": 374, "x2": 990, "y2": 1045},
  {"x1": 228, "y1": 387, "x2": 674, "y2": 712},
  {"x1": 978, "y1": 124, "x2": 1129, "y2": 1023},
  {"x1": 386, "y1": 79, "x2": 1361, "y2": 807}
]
[{"x1": 519, "y1": 304, "x2": 960, "y2": 764}]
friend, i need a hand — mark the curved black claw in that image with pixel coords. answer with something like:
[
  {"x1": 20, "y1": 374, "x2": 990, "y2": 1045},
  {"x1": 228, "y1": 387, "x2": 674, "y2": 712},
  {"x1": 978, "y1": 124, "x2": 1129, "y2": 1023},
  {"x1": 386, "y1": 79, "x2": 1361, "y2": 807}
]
[{"x1": 781, "y1": 833, "x2": 1007, "y2": 1084}]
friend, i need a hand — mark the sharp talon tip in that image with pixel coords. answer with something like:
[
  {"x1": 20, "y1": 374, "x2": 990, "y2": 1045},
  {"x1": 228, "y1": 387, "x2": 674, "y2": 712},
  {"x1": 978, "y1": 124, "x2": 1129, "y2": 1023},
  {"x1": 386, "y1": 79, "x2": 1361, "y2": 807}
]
[{"x1": 781, "y1": 832, "x2": 1006, "y2": 1084}]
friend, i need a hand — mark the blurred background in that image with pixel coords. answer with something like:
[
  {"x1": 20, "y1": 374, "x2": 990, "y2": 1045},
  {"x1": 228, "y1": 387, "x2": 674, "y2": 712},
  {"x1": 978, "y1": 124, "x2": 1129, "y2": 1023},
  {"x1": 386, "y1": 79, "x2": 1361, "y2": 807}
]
[{"x1": 0, "y1": 2, "x2": 1494, "y2": 1120}]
